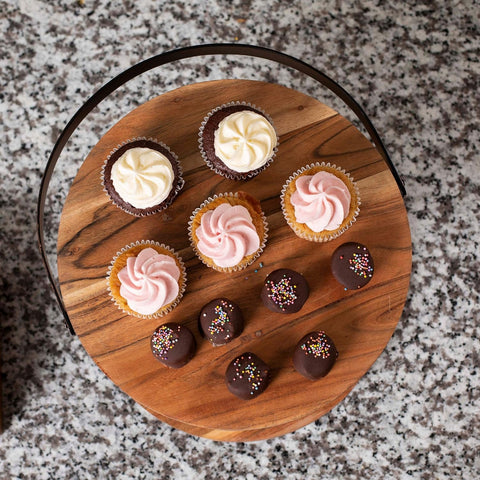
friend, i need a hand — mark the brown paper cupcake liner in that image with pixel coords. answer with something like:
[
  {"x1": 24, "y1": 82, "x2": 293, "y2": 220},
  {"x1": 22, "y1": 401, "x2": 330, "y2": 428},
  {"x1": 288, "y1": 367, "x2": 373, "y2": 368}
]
[
  {"x1": 106, "y1": 240, "x2": 187, "y2": 319},
  {"x1": 188, "y1": 192, "x2": 268, "y2": 273},
  {"x1": 280, "y1": 162, "x2": 361, "y2": 243},
  {"x1": 101, "y1": 137, "x2": 184, "y2": 217},
  {"x1": 198, "y1": 101, "x2": 279, "y2": 180}
]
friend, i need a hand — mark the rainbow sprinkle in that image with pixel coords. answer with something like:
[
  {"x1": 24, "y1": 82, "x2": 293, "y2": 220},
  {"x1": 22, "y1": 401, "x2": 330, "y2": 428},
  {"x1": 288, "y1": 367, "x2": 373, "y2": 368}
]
[
  {"x1": 151, "y1": 325, "x2": 178, "y2": 360},
  {"x1": 348, "y1": 246, "x2": 373, "y2": 279},
  {"x1": 208, "y1": 301, "x2": 231, "y2": 338},
  {"x1": 233, "y1": 355, "x2": 265, "y2": 395},
  {"x1": 267, "y1": 275, "x2": 298, "y2": 311},
  {"x1": 301, "y1": 332, "x2": 331, "y2": 359}
]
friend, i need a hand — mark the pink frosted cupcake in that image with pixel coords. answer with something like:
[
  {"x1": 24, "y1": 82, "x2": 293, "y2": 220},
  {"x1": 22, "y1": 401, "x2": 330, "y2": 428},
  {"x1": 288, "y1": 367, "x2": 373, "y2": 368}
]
[
  {"x1": 107, "y1": 240, "x2": 186, "y2": 318},
  {"x1": 281, "y1": 162, "x2": 360, "y2": 242},
  {"x1": 188, "y1": 192, "x2": 268, "y2": 272}
]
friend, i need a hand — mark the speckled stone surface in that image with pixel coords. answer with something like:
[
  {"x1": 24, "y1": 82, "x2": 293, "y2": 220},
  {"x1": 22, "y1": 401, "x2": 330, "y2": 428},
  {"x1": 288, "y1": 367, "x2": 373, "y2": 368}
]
[{"x1": 1, "y1": 0, "x2": 479, "y2": 478}]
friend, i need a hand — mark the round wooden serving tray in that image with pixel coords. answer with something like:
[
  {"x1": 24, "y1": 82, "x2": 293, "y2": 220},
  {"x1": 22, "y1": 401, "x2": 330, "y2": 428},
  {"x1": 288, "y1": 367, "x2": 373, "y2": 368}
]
[{"x1": 57, "y1": 79, "x2": 411, "y2": 441}]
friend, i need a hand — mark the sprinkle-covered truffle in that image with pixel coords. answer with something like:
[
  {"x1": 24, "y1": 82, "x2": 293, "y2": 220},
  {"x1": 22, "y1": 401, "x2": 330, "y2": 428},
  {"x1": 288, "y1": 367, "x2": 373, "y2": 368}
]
[
  {"x1": 293, "y1": 331, "x2": 338, "y2": 380},
  {"x1": 198, "y1": 298, "x2": 244, "y2": 346},
  {"x1": 331, "y1": 242, "x2": 374, "y2": 290},
  {"x1": 261, "y1": 268, "x2": 309, "y2": 313},
  {"x1": 151, "y1": 324, "x2": 179, "y2": 360},
  {"x1": 150, "y1": 322, "x2": 196, "y2": 369},
  {"x1": 225, "y1": 352, "x2": 271, "y2": 400}
]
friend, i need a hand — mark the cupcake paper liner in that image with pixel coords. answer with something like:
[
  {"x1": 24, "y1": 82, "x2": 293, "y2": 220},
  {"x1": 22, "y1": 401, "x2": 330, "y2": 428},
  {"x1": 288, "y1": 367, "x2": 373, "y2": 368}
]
[
  {"x1": 106, "y1": 240, "x2": 187, "y2": 319},
  {"x1": 280, "y1": 162, "x2": 361, "y2": 243},
  {"x1": 198, "y1": 101, "x2": 279, "y2": 180},
  {"x1": 101, "y1": 137, "x2": 184, "y2": 217},
  {"x1": 188, "y1": 192, "x2": 269, "y2": 273}
]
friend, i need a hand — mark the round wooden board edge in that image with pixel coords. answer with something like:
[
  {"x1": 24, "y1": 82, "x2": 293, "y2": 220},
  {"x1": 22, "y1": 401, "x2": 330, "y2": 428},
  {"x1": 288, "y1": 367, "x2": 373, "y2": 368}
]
[{"x1": 56, "y1": 78, "x2": 413, "y2": 437}]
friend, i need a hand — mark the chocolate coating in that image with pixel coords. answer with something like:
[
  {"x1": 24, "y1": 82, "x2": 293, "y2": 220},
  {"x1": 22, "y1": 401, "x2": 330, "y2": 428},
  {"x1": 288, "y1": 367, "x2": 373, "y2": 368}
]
[
  {"x1": 103, "y1": 139, "x2": 183, "y2": 216},
  {"x1": 150, "y1": 322, "x2": 196, "y2": 369},
  {"x1": 261, "y1": 268, "x2": 309, "y2": 313},
  {"x1": 200, "y1": 104, "x2": 273, "y2": 179},
  {"x1": 293, "y1": 331, "x2": 338, "y2": 380},
  {"x1": 331, "y1": 242, "x2": 374, "y2": 290},
  {"x1": 225, "y1": 352, "x2": 271, "y2": 400},
  {"x1": 199, "y1": 298, "x2": 244, "y2": 346}
]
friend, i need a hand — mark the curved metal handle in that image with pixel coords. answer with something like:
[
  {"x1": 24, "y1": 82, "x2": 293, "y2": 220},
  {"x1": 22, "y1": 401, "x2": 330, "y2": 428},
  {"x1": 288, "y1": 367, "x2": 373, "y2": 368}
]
[{"x1": 37, "y1": 43, "x2": 406, "y2": 335}]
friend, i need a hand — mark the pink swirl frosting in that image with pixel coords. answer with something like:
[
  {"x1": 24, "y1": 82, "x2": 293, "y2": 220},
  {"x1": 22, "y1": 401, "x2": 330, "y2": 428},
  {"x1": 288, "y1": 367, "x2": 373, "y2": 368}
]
[
  {"x1": 117, "y1": 247, "x2": 180, "y2": 315},
  {"x1": 290, "y1": 171, "x2": 351, "y2": 232},
  {"x1": 195, "y1": 203, "x2": 260, "y2": 268}
]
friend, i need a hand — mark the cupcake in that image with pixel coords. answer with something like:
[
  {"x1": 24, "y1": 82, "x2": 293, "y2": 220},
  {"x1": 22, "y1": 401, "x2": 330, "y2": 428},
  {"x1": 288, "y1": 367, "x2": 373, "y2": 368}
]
[
  {"x1": 188, "y1": 191, "x2": 268, "y2": 272},
  {"x1": 198, "y1": 102, "x2": 278, "y2": 180},
  {"x1": 281, "y1": 162, "x2": 360, "y2": 242},
  {"x1": 107, "y1": 240, "x2": 186, "y2": 318},
  {"x1": 102, "y1": 138, "x2": 184, "y2": 216}
]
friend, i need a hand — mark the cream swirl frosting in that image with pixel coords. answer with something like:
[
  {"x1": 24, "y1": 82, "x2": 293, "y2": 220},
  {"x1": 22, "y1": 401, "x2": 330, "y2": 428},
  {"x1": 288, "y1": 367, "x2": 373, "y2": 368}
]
[
  {"x1": 291, "y1": 171, "x2": 351, "y2": 232},
  {"x1": 214, "y1": 111, "x2": 276, "y2": 173},
  {"x1": 117, "y1": 248, "x2": 180, "y2": 315},
  {"x1": 111, "y1": 147, "x2": 174, "y2": 209},
  {"x1": 195, "y1": 203, "x2": 260, "y2": 268}
]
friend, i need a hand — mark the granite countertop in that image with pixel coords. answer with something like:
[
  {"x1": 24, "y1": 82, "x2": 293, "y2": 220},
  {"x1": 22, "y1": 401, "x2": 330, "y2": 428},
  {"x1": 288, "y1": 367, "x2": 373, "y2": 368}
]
[{"x1": 1, "y1": 0, "x2": 479, "y2": 478}]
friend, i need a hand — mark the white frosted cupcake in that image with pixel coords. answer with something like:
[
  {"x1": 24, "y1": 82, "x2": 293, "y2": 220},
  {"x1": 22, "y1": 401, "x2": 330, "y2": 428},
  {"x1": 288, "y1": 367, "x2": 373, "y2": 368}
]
[
  {"x1": 188, "y1": 192, "x2": 268, "y2": 272},
  {"x1": 198, "y1": 102, "x2": 278, "y2": 180},
  {"x1": 281, "y1": 162, "x2": 360, "y2": 242},
  {"x1": 107, "y1": 240, "x2": 186, "y2": 319},
  {"x1": 101, "y1": 138, "x2": 184, "y2": 217}
]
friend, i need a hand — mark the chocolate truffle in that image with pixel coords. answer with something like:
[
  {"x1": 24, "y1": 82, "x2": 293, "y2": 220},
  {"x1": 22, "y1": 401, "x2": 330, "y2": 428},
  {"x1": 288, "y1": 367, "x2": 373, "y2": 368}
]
[
  {"x1": 331, "y1": 242, "x2": 374, "y2": 290},
  {"x1": 151, "y1": 322, "x2": 196, "y2": 369},
  {"x1": 293, "y1": 331, "x2": 338, "y2": 380},
  {"x1": 225, "y1": 352, "x2": 270, "y2": 400},
  {"x1": 199, "y1": 298, "x2": 244, "y2": 346},
  {"x1": 261, "y1": 268, "x2": 309, "y2": 313}
]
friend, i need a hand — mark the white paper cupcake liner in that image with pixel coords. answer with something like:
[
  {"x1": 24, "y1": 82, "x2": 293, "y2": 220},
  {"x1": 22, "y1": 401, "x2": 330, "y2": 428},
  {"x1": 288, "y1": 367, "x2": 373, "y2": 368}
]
[
  {"x1": 101, "y1": 137, "x2": 184, "y2": 217},
  {"x1": 187, "y1": 192, "x2": 269, "y2": 273},
  {"x1": 106, "y1": 240, "x2": 187, "y2": 319},
  {"x1": 198, "y1": 101, "x2": 279, "y2": 180},
  {"x1": 280, "y1": 162, "x2": 361, "y2": 243}
]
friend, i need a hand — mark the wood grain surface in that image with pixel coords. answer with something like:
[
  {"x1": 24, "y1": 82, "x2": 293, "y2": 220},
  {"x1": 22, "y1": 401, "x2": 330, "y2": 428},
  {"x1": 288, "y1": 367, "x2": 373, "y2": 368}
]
[{"x1": 57, "y1": 79, "x2": 411, "y2": 441}]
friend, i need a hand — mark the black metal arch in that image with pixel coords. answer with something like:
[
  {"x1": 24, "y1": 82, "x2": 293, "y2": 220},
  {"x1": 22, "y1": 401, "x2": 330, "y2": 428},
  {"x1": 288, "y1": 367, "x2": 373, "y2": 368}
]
[{"x1": 37, "y1": 43, "x2": 405, "y2": 335}]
